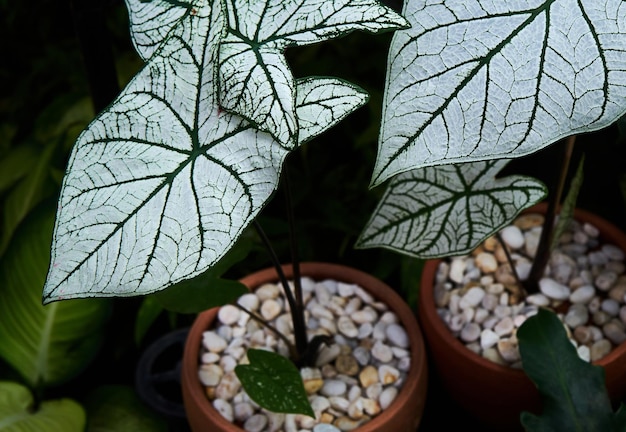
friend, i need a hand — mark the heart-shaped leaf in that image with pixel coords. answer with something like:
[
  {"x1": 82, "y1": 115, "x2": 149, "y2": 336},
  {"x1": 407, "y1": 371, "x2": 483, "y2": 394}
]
[
  {"x1": 218, "y1": 0, "x2": 408, "y2": 147},
  {"x1": 0, "y1": 204, "x2": 111, "y2": 387},
  {"x1": 372, "y1": 0, "x2": 626, "y2": 186},
  {"x1": 0, "y1": 381, "x2": 85, "y2": 432},
  {"x1": 357, "y1": 160, "x2": 547, "y2": 258},
  {"x1": 43, "y1": 0, "x2": 368, "y2": 303},
  {"x1": 235, "y1": 349, "x2": 314, "y2": 417}
]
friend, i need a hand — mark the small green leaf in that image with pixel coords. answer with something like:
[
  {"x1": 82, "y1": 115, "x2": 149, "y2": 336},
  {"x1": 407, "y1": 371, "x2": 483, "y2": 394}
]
[
  {"x1": 518, "y1": 308, "x2": 623, "y2": 431},
  {"x1": 357, "y1": 160, "x2": 547, "y2": 258},
  {"x1": 0, "y1": 204, "x2": 111, "y2": 387},
  {"x1": 235, "y1": 349, "x2": 314, "y2": 417},
  {"x1": 84, "y1": 385, "x2": 167, "y2": 432},
  {"x1": 0, "y1": 381, "x2": 85, "y2": 432}
]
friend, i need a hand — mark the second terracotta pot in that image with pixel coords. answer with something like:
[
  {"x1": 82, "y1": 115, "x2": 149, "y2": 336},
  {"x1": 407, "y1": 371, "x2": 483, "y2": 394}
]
[
  {"x1": 418, "y1": 204, "x2": 626, "y2": 431},
  {"x1": 182, "y1": 262, "x2": 428, "y2": 432}
]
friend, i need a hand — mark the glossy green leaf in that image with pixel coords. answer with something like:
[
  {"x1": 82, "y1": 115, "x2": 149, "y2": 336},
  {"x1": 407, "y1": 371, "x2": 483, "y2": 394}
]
[
  {"x1": 373, "y1": 0, "x2": 626, "y2": 185},
  {"x1": 518, "y1": 308, "x2": 625, "y2": 431},
  {"x1": 218, "y1": 0, "x2": 407, "y2": 147},
  {"x1": 84, "y1": 385, "x2": 167, "y2": 432},
  {"x1": 0, "y1": 381, "x2": 85, "y2": 432},
  {"x1": 235, "y1": 349, "x2": 314, "y2": 417},
  {"x1": 357, "y1": 160, "x2": 547, "y2": 258},
  {"x1": 0, "y1": 205, "x2": 111, "y2": 387},
  {"x1": 44, "y1": 0, "x2": 368, "y2": 303}
]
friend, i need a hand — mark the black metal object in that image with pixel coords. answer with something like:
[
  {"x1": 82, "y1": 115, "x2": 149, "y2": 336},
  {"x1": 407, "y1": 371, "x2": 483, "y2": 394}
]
[{"x1": 135, "y1": 327, "x2": 190, "y2": 421}]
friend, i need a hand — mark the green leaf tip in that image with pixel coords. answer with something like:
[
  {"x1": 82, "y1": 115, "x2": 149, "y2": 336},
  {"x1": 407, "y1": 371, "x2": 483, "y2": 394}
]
[{"x1": 235, "y1": 349, "x2": 314, "y2": 418}]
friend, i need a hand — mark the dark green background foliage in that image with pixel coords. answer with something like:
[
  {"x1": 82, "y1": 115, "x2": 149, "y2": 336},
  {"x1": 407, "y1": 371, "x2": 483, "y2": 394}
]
[{"x1": 2, "y1": 0, "x2": 626, "y2": 430}]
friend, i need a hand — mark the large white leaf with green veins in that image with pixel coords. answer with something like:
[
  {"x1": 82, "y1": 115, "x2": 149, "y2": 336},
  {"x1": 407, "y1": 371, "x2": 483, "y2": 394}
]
[
  {"x1": 218, "y1": 0, "x2": 408, "y2": 147},
  {"x1": 357, "y1": 160, "x2": 547, "y2": 258},
  {"x1": 43, "y1": 0, "x2": 367, "y2": 302},
  {"x1": 125, "y1": 0, "x2": 195, "y2": 61},
  {"x1": 372, "y1": 0, "x2": 626, "y2": 186}
]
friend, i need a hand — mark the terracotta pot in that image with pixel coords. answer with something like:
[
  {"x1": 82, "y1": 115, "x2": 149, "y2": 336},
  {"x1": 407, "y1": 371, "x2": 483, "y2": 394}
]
[
  {"x1": 418, "y1": 203, "x2": 626, "y2": 431},
  {"x1": 182, "y1": 262, "x2": 428, "y2": 431}
]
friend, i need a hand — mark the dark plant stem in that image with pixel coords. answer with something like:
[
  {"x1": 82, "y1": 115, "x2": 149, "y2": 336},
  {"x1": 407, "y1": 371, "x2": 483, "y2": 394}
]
[
  {"x1": 234, "y1": 303, "x2": 298, "y2": 358},
  {"x1": 524, "y1": 135, "x2": 577, "y2": 293},
  {"x1": 252, "y1": 219, "x2": 308, "y2": 363},
  {"x1": 495, "y1": 233, "x2": 526, "y2": 298},
  {"x1": 282, "y1": 163, "x2": 309, "y2": 360}
]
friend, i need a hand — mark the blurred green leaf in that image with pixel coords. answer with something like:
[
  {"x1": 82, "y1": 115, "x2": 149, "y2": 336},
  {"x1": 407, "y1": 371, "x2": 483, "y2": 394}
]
[
  {"x1": 518, "y1": 308, "x2": 624, "y2": 431},
  {"x1": 84, "y1": 385, "x2": 167, "y2": 432},
  {"x1": 134, "y1": 296, "x2": 165, "y2": 347},
  {"x1": 0, "y1": 145, "x2": 37, "y2": 192},
  {"x1": 235, "y1": 349, "x2": 314, "y2": 417},
  {"x1": 0, "y1": 204, "x2": 111, "y2": 388},
  {"x1": 0, "y1": 381, "x2": 85, "y2": 432},
  {"x1": 0, "y1": 141, "x2": 57, "y2": 255}
]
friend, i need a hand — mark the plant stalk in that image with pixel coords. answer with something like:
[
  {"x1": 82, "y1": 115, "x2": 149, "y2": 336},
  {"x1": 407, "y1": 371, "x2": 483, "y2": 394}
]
[
  {"x1": 282, "y1": 163, "x2": 308, "y2": 360},
  {"x1": 234, "y1": 303, "x2": 298, "y2": 359},
  {"x1": 524, "y1": 135, "x2": 577, "y2": 293}
]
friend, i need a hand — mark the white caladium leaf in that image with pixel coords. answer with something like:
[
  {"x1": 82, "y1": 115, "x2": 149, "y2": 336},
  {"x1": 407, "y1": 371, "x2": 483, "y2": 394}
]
[
  {"x1": 218, "y1": 0, "x2": 408, "y2": 148},
  {"x1": 372, "y1": 0, "x2": 626, "y2": 186},
  {"x1": 126, "y1": 0, "x2": 195, "y2": 61},
  {"x1": 43, "y1": 8, "x2": 367, "y2": 303},
  {"x1": 357, "y1": 160, "x2": 547, "y2": 258}
]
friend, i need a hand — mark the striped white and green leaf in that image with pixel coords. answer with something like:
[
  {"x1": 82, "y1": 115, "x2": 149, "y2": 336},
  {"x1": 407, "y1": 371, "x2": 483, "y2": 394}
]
[
  {"x1": 43, "y1": 0, "x2": 373, "y2": 301},
  {"x1": 372, "y1": 0, "x2": 626, "y2": 186},
  {"x1": 218, "y1": 0, "x2": 408, "y2": 147},
  {"x1": 357, "y1": 160, "x2": 547, "y2": 258}
]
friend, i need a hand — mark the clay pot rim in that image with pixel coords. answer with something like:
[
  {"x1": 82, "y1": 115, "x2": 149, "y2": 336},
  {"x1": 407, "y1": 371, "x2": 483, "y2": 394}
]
[
  {"x1": 182, "y1": 261, "x2": 427, "y2": 431},
  {"x1": 420, "y1": 202, "x2": 626, "y2": 378}
]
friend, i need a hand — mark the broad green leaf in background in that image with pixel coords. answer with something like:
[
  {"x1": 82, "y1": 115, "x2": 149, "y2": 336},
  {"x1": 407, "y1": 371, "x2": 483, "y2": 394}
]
[
  {"x1": 0, "y1": 205, "x2": 111, "y2": 388},
  {"x1": 43, "y1": 0, "x2": 369, "y2": 302},
  {"x1": 84, "y1": 385, "x2": 167, "y2": 432},
  {"x1": 0, "y1": 381, "x2": 85, "y2": 432},
  {"x1": 356, "y1": 160, "x2": 547, "y2": 258},
  {"x1": 235, "y1": 349, "x2": 315, "y2": 417},
  {"x1": 372, "y1": 0, "x2": 626, "y2": 186},
  {"x1": 0, "y1": 142, "x2": 57, "y2": 256},
  {"x1": 518, "y1": 308, "x2": 626, "y2": 431},
  {"x1": 218, "y1": 0, "x2": 408, "y2": 147}
]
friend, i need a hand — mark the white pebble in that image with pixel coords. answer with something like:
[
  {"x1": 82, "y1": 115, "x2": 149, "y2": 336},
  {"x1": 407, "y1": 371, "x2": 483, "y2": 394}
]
[
  {"x1": 237, "y1": 293, "x2": 260, "y2": 311},
  {"x1": 379, "y1": 386, "x2": 398, "y2": 410},
  {"x1": 371, "y1": 341, "x2": 393, "y2": 363},
  {"x1": 569, "y1": 285, "x2": 595, "y2": 304},
  {"x1": 218, "y1": 304, "x2": 241, "y2": 325},
  {"x1": 480, "y1": 328, "x2": 499, "y2": 350},
  {"x1": 460, "y1": 287, "x2": 486, "y2": 309},
  {"x1": 385, "y1": 323, "x2": 409, "y2": 348},
  {"x1": 320, "y1": 379, "x2": 347, "y2": 397},
  {"x1": 539, "y1": 278, "x2": 571, "y2": 300},
  {"x1": 244, "y1": 413, "x2": 268, "y2": 432},
  {"x1": 202, "y1": 331, "x2": 227, "y2": 353},
  {"x1": 337, "y1": 316, "x2": 359, "y2": 338},
  {"x1": 213, "y1": 398, "x2": 234, "y2": 422},
  {"x1": 501, "y1": 225, "x2": 525, "y2": 249}
]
